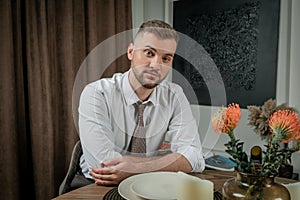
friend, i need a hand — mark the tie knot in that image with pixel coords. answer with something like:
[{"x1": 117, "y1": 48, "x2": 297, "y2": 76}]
[{"x1": 134, "y1": 101, "x2": 146, "y2": 114}]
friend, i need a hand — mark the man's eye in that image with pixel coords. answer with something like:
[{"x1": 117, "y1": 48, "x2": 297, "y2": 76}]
[
  {"x1": 144, "y1": 49, "x2": 154, "y2": 57},
  {"x1": 162, "y1": 56, "x2": 172, "y2": 63}
]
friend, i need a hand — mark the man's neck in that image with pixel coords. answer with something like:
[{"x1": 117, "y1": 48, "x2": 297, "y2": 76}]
[
  {"x1": 134, "y1": 87, "x2": 153, "y2": 101},
  {"x1": 128, "y1": 71, "x2": 154, "y2": 101}
]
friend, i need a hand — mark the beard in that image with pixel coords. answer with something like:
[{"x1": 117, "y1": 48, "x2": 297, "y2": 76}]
[
  {"x1": 132, "y1": 68, "x2": 164, "y2": 89},
  {"x1": 142, "y1": 82, "x2": 158, "y2": 89}
]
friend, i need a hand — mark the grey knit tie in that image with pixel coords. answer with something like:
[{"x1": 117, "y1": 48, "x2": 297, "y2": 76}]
[{"x1": 129, "y1": 101, "x2": 146, "y2": 155}]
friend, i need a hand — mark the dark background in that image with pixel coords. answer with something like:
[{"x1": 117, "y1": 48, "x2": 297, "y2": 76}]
[{"x1": 173, "y1": 0, "x2": 280, "y2": 108}]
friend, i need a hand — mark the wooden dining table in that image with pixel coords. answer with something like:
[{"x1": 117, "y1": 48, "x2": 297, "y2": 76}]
[{"x1": 52, "y1": 169, "x2": 297, "y2": 200}]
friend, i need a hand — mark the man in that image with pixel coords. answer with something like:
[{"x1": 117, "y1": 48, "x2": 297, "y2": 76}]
[{"x1": 78, "y1": 20, "x2": 205, "y2": 186}]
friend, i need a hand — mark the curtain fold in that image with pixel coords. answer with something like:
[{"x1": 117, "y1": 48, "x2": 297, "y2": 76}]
[
  {"x1": 0, "y1": 0, "x2": 32, "y2": 199},
  {"x1": 0, "y1": 0, "x2": 132, "y2": 199}
]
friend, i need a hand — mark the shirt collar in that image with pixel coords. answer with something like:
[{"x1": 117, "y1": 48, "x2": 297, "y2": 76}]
[{"x1": 122, "y1": 69, "x2": 158, "y2": 106}]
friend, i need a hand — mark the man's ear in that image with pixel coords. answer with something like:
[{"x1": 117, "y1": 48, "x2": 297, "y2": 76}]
[{"x1": 127, "y1": 43, "x2": 134, "y2": 60}]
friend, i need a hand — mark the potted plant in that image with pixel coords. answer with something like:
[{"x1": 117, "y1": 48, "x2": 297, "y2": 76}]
[
  {"x1": 247, "y1": 99, "x2": 299, "y2": 179},
  {"x1": 211, "y1": 102, "x2": 300, "y2": 199}
]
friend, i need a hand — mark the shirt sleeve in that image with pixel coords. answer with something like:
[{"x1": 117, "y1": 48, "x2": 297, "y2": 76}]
[
  {"x1": 167, "y1": 85, "x2": 205, "y2": 172},
  {"x1": 78, "y1": 82, "x2": 122, "y2": 178}
]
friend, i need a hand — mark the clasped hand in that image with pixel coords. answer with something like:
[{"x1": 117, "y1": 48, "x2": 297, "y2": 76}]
[{"x1": 90, "y1": 156, "x2": 140, "y2": 186}]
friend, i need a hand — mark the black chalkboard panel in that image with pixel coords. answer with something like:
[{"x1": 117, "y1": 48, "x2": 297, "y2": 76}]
[{"x1": 173, "y1": 0, "x2": 280, "y2": 108}]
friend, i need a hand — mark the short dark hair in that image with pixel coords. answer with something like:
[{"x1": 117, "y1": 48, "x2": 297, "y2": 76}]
[{"x1": 134, "y1": 20, "x2": 178, "y2": 43}]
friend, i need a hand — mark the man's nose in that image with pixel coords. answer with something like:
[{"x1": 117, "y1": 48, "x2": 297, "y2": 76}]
[{"x1": 150, "y1": 56, "x2": 162, "y2": 68}]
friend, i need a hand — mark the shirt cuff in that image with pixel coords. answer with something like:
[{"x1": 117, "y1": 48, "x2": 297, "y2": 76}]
[{"x1": 177, "y1": 146, "x2": 205, "y2": 172}]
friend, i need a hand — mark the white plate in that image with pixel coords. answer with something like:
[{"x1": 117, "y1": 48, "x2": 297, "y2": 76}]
[
  {"x1": 118, "y1": 172, "x2": 178, "y2": 200},
  {"x1": 118, "y1": 173, "x2": 144, "y2": 200}
]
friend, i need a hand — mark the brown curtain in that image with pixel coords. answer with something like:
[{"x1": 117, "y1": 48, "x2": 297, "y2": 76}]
[{"x1": 0, "y1": 0, "x2": 132, "y2": 199}]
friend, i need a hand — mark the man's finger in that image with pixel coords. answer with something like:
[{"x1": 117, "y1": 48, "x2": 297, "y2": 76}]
[
  {"x1": 91, "y1": 167, "x2": 117, "y2": 175},
  {"x1": 95, "y1": 178, "x2": 118, "y2": 186}
]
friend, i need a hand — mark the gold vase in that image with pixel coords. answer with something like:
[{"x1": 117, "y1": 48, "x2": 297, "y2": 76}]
[{"x1": 222, "y1": 171, "x2": 291, "y2": 200}]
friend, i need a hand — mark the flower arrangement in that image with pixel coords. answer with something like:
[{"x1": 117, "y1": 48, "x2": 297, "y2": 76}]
[
  {"x1": 247, "y1": 99, "x2": 296, "y2": 140},
  {"x1": 211, "y1": 102, "x2": 300, "y2": 177},
  {"x1": 247, "y1": 99, "x2": 299, "y2": 166}
]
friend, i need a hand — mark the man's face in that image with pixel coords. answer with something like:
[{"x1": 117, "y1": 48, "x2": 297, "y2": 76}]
[{"x1": 127, "y1": 32, "x2": 177, "y2": 89}]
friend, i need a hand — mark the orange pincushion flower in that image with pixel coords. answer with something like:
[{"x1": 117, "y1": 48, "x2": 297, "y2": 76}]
[
  {"x1": 269, "y1": 110, "x2": 300, "y2": 143},
  {"x1": 212, "y1": 103, "x2": 241, "y2": 134}
]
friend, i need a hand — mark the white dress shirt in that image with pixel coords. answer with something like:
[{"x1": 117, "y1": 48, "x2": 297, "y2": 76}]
[{"x1": 78, "y1": 70, "x2": 205, "y2": 178}]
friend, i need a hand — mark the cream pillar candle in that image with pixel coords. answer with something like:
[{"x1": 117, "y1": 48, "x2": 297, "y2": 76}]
[{"x1": 177, "y1": 171, "x2": 214, "y2": 200}]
